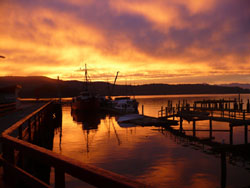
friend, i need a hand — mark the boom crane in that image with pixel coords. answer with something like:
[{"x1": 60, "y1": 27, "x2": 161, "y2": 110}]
[{"x1": 109, "y1": 71, "x2": 119, "y2": 99}]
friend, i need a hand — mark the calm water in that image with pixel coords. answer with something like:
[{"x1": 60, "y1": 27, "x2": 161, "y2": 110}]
[{"x1": 53, "y1": 94, "x2": 250, "y2": 187}]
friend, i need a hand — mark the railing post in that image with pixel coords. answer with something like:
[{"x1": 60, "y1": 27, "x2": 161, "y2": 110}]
[
  {"x1": 55, "y1": 167, "x2": 65, "y2": 188},
  {"x1": 18, "y1": 124, "x2": 22, "y2": 140},
  {"x1": 2, "y1": 142, "x2": 15, "y2": 184},
  {"x1": 28, "y1": 118, "x2": 31, "y2": 142}
]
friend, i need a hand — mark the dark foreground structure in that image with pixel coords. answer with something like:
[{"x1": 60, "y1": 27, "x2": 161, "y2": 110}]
[{"x1": 0, "y1": 101, "x2": 147, "y2": 188}]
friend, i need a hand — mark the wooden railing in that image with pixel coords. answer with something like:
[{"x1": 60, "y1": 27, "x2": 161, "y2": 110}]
[{"x1": 1, "y1": 101, "x2": 146, "y2": 188}]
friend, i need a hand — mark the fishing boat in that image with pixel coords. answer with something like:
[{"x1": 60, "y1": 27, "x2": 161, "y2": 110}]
[
  {"x1": 71, "y1": 65, "x2": 100, "y2": 113},
  {"x1": 71, "y1": 91, "x2": 100, "y2": 112}
]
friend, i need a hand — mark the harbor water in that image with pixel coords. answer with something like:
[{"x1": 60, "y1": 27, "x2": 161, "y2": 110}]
[{"x1": 52, "y1": 94, "x2": 250, "y2": 187}]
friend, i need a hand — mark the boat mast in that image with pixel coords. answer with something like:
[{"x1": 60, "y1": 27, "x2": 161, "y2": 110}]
[{"x1": 84, "y1": 64, "x2": 88, "y2": 91}]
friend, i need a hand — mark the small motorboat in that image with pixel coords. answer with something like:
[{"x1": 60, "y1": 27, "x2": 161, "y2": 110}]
[{"x1": 112, "y1": 97, "x2": 138, "y2": 113}]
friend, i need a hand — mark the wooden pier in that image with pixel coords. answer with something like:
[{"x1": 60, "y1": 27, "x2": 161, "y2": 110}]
[
  {"x1": 121, "y1": 115, "x2": 178, "y2": 127},
  {"x1": 158, "y1": 98, "x2": 250, "y2": 145}
]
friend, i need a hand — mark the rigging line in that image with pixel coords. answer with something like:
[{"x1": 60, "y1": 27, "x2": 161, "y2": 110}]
[{"x1": 111, "y1": 120, "x2": 121, "y2": 145}]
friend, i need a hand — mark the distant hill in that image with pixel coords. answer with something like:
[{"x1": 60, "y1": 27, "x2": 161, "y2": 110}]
[
  {"x1": 0, "y1": 76, "x2": 250, "y2": 98},
  {"x1": 219, "y1": 83, "x2": 250, "y2": 89}
]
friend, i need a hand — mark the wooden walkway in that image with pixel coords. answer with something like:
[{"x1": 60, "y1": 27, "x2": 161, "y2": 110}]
[{"x1": 0, "y1": 101, "x2": 47, "y2": 188}]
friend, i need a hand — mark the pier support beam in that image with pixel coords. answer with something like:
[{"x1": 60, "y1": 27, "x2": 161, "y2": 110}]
[
  {"x1": 193, "y1": 120, "x2": 196, "y2": 137},
  {"x1": 221, "y1": 151, "x2": 227, "y2": 188},
  {"x1": 180, "y1": 116, "x2": 183, "y2": 132},
  {"x1": 209, "y1": 118, "x2": 213, "y2": 139},
  {"x1": 229, "y1": 124, "x2": 233, "y2": 145},
  {"x1": 245, "y1": 124, "x2": 248, "y2": 144},
  {"x1": 55, "y1": 168, "x2": 65, "y2": 188}
]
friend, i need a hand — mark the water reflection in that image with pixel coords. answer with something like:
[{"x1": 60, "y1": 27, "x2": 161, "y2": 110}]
[
  {"x1": 158, "y1": 125, "x2": 250, "y2": 188},
  {"x1": 71, "y1": 110, "x2": 102, "y2": 130},
  {"x1": 53, "y1": 94, "x2": 250, "y2": 188},
  {"x1": 71, "y1": 110, "x2": 106, "y2": 153}
]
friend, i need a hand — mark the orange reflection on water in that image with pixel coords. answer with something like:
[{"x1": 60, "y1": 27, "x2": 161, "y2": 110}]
[
  {"x1": 53, "y1": 106, "x2": 157, "y2": 165},
  {"x1": 52, "y1": 94, "x2": 250, "y2": 187}
]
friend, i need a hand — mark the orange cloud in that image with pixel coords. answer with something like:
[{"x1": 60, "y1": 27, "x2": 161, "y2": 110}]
[{"x1": 0, "y1": 0, "x2": 250, "y2": 84}]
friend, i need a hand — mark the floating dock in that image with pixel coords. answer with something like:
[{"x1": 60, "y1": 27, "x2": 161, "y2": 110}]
[{"x1": 121, "y1": 115, "x2": 178, "y2": 127}]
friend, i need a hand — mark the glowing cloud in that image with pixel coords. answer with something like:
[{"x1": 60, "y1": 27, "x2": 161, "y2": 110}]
[{"x1": 0, "y1": 0, "x2": 250, "y2": 84}]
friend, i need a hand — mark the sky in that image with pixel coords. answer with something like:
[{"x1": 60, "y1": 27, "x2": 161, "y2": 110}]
[{"x1": 0, "y1": 0, "x2": 250, "y2": 84}]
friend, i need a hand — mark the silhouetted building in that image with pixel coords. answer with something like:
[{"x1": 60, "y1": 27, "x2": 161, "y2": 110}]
[{"x1": 0, "y1": 85, "x2": 22, "y2": 113}]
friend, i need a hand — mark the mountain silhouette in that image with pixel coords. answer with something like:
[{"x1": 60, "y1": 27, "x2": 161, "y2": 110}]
[{"x1": 0, "y1": 76, "x2": 249, "y2": 98}]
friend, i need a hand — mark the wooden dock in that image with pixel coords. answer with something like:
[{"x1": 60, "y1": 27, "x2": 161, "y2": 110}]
[
  {"x1": 121, "y1": 115, "x2": 178, "y2": 127},
  {"x1": 158, "y1": 97, "x2": 250, "y2": 145}
]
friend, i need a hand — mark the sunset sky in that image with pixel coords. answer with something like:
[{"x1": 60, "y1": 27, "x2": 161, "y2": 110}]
[{"x1": 1, "y1": 0, "x2": 250, "y2": 84}]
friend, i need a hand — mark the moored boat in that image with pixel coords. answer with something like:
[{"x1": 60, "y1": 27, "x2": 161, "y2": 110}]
[
  {"x1": 112, "y1": 97, "x2": 138, "y2": 113},
  {"x1": 71, "y1": 64, "x2": 100, "y2": 113},
  {"x1": 71, "y1": 91, "x2": 100, "y2": 112}
]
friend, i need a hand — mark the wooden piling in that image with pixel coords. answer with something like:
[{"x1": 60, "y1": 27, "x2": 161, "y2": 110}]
[
  {"x1": 193, "y1": 120, "x2": 196, "y2": 137},
  {"x1": 55, "y1": 168, "x2": 65, "y2": 188},
  {"x1": 247, "y1": 99, "x2": 250, "y2": 113},
  {"x1": 180, "y1": 116, "x2": 183, "y2": 132},
  {"x1": 173, "y1": 108, "x2": 175, "y2": 120},
  {"x1": 221, "y1": 151, "x2": 227, "y2": 188},
  {"x1": 209, "y1": 118, "x2": 212, "y2": 139},
  {"x1": 245, "y1": 124, "x2": 248, "y2": 144},
  {"x1": 229, "y1": 124, "x2": 233, "y2": 145}
]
